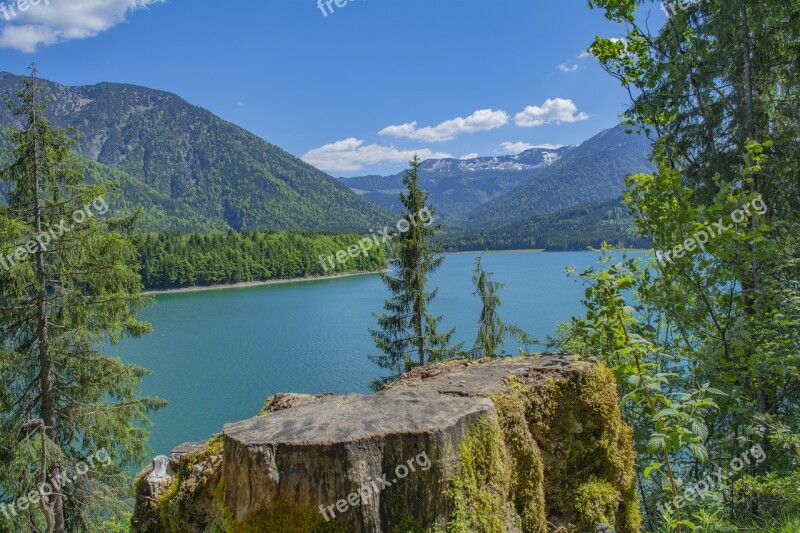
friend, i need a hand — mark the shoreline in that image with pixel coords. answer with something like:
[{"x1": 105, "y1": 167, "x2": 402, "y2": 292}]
[
  {"x1": 143, "y1": 248, "x2": 648, "y2": 296},
  {"x1": 143, "y1": 270, "x2": 385, "y2": 296},
  {"x1": 445, "y1": 248, "x2": 545, "y2": 255}
]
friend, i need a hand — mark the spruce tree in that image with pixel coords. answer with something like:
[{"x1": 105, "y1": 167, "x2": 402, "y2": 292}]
[
  {"x1": 370, "y1": 156, "x2": 461, "y2": 387},
  {"x1": 471, "y1": 256, "x2": 534, "y2": 359},
  {"x1": 0, "y1": 67, "x2": 163, "y2": 532}
]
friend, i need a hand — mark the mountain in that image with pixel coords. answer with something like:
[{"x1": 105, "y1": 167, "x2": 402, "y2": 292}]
[
  {"x1": 0, "y1": 72, "x2": 391, "y2": 233},
  {"x1": 341, "y1": 125, "x2": 653, "y2": 248},
  {"x1": 444, "y1": 197, "x2": 649, "y2": 252},
  {"x1": 465, "y1": 125, "x2": 654, "y2": 231},
  {"x1": 340, "y1": 146, "x2": 574, "y2": 219}
]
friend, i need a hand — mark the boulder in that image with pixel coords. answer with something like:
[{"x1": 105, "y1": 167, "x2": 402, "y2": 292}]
[{"x1": 132, "y1": 355, "x2": 640, "y2": 533}]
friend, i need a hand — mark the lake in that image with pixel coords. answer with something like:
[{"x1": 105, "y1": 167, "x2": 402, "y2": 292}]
[{"x1": 109, "y1": 250, "x2": 640, "y2": 465}]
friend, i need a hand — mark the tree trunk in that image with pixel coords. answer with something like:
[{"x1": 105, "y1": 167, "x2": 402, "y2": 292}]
[{"x1": 29, "y1": 79, "x2": 65, "y2": 533}]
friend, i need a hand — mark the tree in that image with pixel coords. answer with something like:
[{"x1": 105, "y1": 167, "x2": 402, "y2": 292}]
[
  {"x1": 470, "y1": 256, "x2": 535, "y2": 359},
  {"x1": 0, "y1": 67, "x2": 163, "y2": 533},
  {"x1": 559, "y1": 1, "x2": 800, "y2": 530},
  {"x1": 370, "y1": 156, "x2": 461, "y2": 387}
]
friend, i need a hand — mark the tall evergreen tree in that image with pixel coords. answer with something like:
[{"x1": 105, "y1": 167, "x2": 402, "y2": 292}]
[
  {"x1": 370, "y1": 156, "x2": 461, "y2": 387},
  {"x1": 471, "y1": 256, "x2": 534, "y2": 359},
  {"x1": 0, "y1": 67, "x2": 163, "y2": 533}
]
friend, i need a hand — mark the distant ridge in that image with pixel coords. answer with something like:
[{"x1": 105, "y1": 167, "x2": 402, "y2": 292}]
[{"x1": 340, "y1": 146, "x2": 575, "y2": 219}]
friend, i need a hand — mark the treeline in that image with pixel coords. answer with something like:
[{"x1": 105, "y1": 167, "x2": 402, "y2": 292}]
[
  {"x1": 137, "y1": 231, "x2": 387, "y2": 290},
  {"x1": 442, "y1": 197, "x2": 650, "y2": 252}
]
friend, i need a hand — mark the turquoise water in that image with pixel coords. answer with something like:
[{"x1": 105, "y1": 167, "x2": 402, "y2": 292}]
[{"x1": 109, "y1": 251, "x2": 640, "y2": 465}]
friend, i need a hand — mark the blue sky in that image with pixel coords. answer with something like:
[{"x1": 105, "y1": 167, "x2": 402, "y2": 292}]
[{"x1": 0, "y1": 0, "x2": 665, "y2": 176}]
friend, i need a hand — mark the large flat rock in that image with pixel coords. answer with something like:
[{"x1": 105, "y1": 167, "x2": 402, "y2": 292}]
[{"x1": 133, "y1": 355, "x2": 640, "y2": 533}]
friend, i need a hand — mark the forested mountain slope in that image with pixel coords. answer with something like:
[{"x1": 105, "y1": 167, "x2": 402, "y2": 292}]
[
  {"x1": 0, "y1": 72, "x2": 391, "y2": 232},
  {"x1": 465, "y1": 125, "x2": 653, "y2": 230}
]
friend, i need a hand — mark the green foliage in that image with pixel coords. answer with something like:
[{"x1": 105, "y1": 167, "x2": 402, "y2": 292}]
[
  {"x1": 370, "y1": 156, "x2": 462, "y2": 387},
  {"x1": 136, "y1": 230, "x2": 387, "y2": 290},
  {"x1": 0, "y1": 67, "x2": 163, "y2": 532},
  {"x1": 470, "y1": 256, "x2": 535, "y2": 358},
  {"x1": 570, "y1": 0, "x2": 800, "y2": 529}
]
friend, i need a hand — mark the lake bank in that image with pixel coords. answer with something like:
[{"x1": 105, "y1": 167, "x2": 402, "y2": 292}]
[
  {"x1": 143, "y1": 270, "x2": 385, "y2": 295},
  {"x1": 142, "y1": 248, "x2": 650, "y2": 295}
]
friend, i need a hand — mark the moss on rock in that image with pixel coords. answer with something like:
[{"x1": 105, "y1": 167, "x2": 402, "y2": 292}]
[
  {"x1": 445, "y1": 363, "x2": 639, "y2": 533},
  {"x1": 447, "y1": 416, "x2": 513, "y2": 532},
  {"x1": 522, "y1": 363, "x2": 640, "y2": 532}
]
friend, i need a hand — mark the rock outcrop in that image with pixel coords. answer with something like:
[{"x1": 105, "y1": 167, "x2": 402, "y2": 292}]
[{"x1": 132, "y1": 355, "x2": 640, "y2": 533}]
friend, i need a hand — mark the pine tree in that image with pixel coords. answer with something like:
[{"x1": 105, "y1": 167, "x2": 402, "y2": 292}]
[
  {"x1": 471, "y1": 256, "x2": 535, "y2": 359},
  {"x1": 370, "y1": 156, "x2": 461, "y2": 387},
  {"x1": 0, "y1": 67, "x2": 163, "y2": 532}
]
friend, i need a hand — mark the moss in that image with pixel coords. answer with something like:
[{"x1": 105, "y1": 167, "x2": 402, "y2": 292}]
[
  {"x1": 206, "y1": 478, "x2": 235, "y2": 532},
  {"x1": 525, "y1": 363, "x2": 641, "y2": 533},
  {"x1": 259, "y1": 396, "x2": 277, "y2": 416},
  {"x1": 395, "y1": 515, "x2": 439, "y2": 533},
  {"x1": 445, "y1": 362, "x2": 640, "y2": 533},
  {"x1": 234, "y1": 500, "x2": 326, "y2": 533},
  {"x1": 153, "y1": 476, "x2": 184, "y2": 531},
  {"x1": 574, "y1": 479, "x2": 618, "y2": 525},
  {"x1": 489, "y1": 378, "x2": 547, "y2": 533},
  {"x1": 309, "y1": 521, "x2": 347, "y2": 533},
  {"x1": 149, "y1": 436, "x2": 227, "y2": 532},
  {"x1": 618, "y1": 481, "x2": 642, "y2": 533},
  {"x1": 447, "y1": 416, "x2": 513, "y2": 533}
]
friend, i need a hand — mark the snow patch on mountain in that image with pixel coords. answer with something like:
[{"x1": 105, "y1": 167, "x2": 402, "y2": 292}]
[{"x1": 419, "y1": 146, "x2": 575, "y2": 176}]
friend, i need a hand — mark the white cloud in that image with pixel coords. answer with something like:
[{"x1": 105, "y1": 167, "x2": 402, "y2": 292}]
[
  {"x1": 460, "y1": 152, "x2": 480, "y2": 160},
  {"x1": 578, "y1": 50, "x2": 592, "y2": 59},
  {"x1": 302, "y1": 138, "x2": 452, "y2": 172},
  {"x1": 514, "y1": 98, "x2": 589, "y2": 128},
  {"x1": 0, "y1": 0, "x2": 164, "y2": 53},
  {"x1": 558, "y1": 63, "x2": 579, "y2": 73},
  {"x1": 379, "y1": 108, "x2": 509, "y2": 142},
  {"x1": 497, "y1": 141, "x2": 565, "y2": 155},
  {"x1": 529, "y1": 143, "x2": 564, "y2": 150},
  {"x1": 498, "y1": 141, "x2": 536, "y2": 154}
]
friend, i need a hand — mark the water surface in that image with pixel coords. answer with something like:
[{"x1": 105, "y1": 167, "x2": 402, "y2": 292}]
[{"x1": 109, "y1": 251, "x2": 640, "y2": 462}]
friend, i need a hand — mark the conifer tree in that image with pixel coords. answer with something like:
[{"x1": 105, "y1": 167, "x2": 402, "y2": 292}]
[
  {"x1": 370, "y1": 156, "x2": 461, "y2": 387},
  {"x1": 471, "y1": 256, "x2": 534, "y2": 359},
  {"x1": 0, "y1": 67, "x2": 163, "y2": 533}
]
